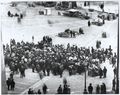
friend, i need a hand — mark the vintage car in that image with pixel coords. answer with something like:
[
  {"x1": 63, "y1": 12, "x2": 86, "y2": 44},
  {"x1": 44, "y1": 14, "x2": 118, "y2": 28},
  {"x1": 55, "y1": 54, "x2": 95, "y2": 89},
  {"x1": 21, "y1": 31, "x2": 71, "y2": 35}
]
[
  {"x1": 88, "y1": 8, "x2": 94, "y2": 12},
  {"x1": 58, "y1": 32, "x2": 69, "y2": 38},
  {"x1": 63, "y1": 9, "x2": 90, "y2": 19},
  {"x1": 58, "y1": 29, "x2": 79, "y2": 38},
  {"x1": 98, "y1": 12, "x2": 117, "y2": 20},
  {"x1": 92, "y1": 19, "x2": 104, "y2": 26},
  {"x1": 63, "y1": 9, "x2": 81, "y2": 17}
]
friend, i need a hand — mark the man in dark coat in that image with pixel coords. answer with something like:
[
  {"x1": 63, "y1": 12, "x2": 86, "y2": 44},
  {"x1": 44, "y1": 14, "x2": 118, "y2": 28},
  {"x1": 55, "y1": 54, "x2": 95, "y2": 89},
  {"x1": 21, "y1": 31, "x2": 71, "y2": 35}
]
[
  {"x1": 67, "y1": 85, "x2": 71, "y2": 94},
  {"x1": 20, "y1": 65, "x2": 26, "y2": 78},
  {"x1": 8, "y1": 11, "x2": 11, "y2": 17},
  {"x1": 101, "y1": 83, "x2": 106, "y2": 94},
  {"x1": 96, "y1": 84, "x2": 100, "y2": 94},
  {"x1": 42, "y1": 84, "x2": 48, "y2": 94},
  {"x1": 63, "y1": 84, "x2": 68, "y2": 94},
  {"x1": 88, "y1": 20, "x2": 91, "y2": 27},
  {"x1": 103, "y1": 66, "x2": 107, "y2": 78},
  {"x1": 96, "y1": 41, "x2": 100, "y2": 49},
  {"x1": 11, "y1": 79, "x2": 15, "y2": 90},
  {"x1": 28, "y1": 88, "x2": 34, "y2": 94},
  {"x1": 113, "y1": 67, "x2": 116, "y2": 77},
  {"x1": 70, "y1": 31, "x2": 73, "y2": 37},
  {"x1": 57, "y1": 85, "x2": 63, "y2": 94},
  {"x1": 73, "y1": 32, "x2": 75, "y2": 37},
  {"x1": 112, "y1": 78, "x2": 115, "y2": 91},
  {"x1": 38, "y1": 89, "x2": 42, "y2": 94},
  {"x1": 99, "y1": 68, "x2": 103, "y2": 78},
  {"x1": 46, "y1": 67, "x2": 50, "y2": 76},
  {"x1": 6, "y1": 78, "x2": 11, "y2": 90},
  {"x1": 31, "y1": 64, "x2": 35, "y2": 72},
  {"x1": 101, "y1": 84, "x2": 104, "y2": 94},
  {"x1": 79, "y1": 28, "x2": 84, "y2": 34},
  {"x1": 102, "y1": 83, "x2": 106, "y2": 94},
  {"x1": 88, "y1": 83, "x2": 93, "y2": 94},
  {"x1": 20, "y1": 14, "x2": 23, "y2": 19}
]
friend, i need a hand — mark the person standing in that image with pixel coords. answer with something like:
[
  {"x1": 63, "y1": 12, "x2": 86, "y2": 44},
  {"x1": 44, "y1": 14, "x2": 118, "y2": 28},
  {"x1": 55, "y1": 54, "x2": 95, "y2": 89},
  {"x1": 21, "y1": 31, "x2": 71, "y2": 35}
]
[
  {"x1": 112, "y1": 78, "x2": 116, "y2": 91},
  {"x1": 31, "y1": 64, "x2": 35, "y2": 72},
  {"x1": 63, "y1": 84, "x2": 68, "y2": 94},
  {"x1": 11, "y1": 79, "x2": 15, "y2": 91},
  {"x1": 42, "y1": 84, "x2": 48, "y2": 94},
  {"x1": 103, "y1": 66, "x2": 107, "y2": 78},
  {"x1": 20, "y1": 65, "x2": 26, "y2": 78},
  {"x1": 70, "y1": 31, "x2": 72, "y2": 37},
  {"x1": 73, "y1": 32, "x2": 75, "y2": 37},
  {"x1": 99, "y1": 68, "x2": 103, "y2": 78},
  {"x1": 46, "y1": 67, "x2": 50, "y2": 76},
  {"x1": 79, "y1": 28, "x2": 84, "y2": 34},
  {"x1": 113, "y1": 67, "x2": 116, "y2": 77},
  {"x1": 67, "y1": 85, "x2": 71, "y2": 94},
  {"x1": 102, "y1": 83, "x2": 106, "y2": 94},
  {"x1": 88, "y1": 20, "x2": 91, "y2": 27},
  {"x1": 57, "y1": 85, "x2": 63, "y2": 94},
  {"x1": 8, "y1": 11, "x2": 11, "y2": 17},
  {"x1": 96, "y1": 84, "x2": 100, "y2": 94},
  {"x1": 20, "y1": 13, "x2": 23, "y2": 19},
  {"x1": 96, "y1": 41, "x2": 101, "y2": 49},
  {"x1": 100, "y1": 84, "x2": 104, "y2": 94},
  {"x1": 28, "y1": 88, "x2": 34, "y2": 94},
  {"x1": 6, "y1": 78, "x2": 11, "y2": 90},
  {"x1": 88, "y1": 83, "x2": 93, "y2": 94},
  {"x1": 38, "y1": 89, "x2": 42, "y2": 94},
  {"x1": 101, "y1": 83, "x2": 106, "y2": 94},
  {"x1": 32, "y1": 36, "x2": 34, "y2": 42},
  {"x1": 17, "y1": 17, "x2": 21, "y2": 23}
]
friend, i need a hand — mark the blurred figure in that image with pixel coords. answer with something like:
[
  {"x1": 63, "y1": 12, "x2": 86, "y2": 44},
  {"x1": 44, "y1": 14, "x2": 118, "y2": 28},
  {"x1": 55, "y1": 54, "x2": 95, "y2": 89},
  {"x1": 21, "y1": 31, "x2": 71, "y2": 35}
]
[
  {"x1": 11, "y1": 79, "x2": 15, "y2": 90},
  {"x1": 96, "y1": 84, "x2": 100, "y2": 94},
  {"x1": 6, "y1": 78, "x2": 11, "y2": 90},
  {"x1": 57, "y1": 85, "x2": 63, "y2": 94},
  {"x1": 63, "y1": 84, "x2": 68, "y2": 94},
  {"x1": 102, "y1": 83, "x2": 106, "y2": 94},
  {"x1": 28, "y1": 88, "x2": 34, "y2": 94},
  {"x1": 112, "y1": 78, "x2": 115, "y2": 91},
  {"x1": 42, "y1": 84, "x2": 48, "y2": 94},
  {"x1": 67, "y1": 85, "x2": 71, "y2": 94},
  {"x1": 63, "y1": 78, "x2": 67, "y2": 85},
  {"x1": 88, "y1": 20, "x2": 91, "y2": 27},
  {"x1": 38, "y1": 89, "x2": 42, "y2": 94},
  {"x1": 99, "y1": 68, "x2": 103, "y2": 78},
  {"x1": 101, "y1": 83, "x2": 106, "y2": 94},
  {"x1": 103, "y1": 66, "x2": 107, "y2": 78}
]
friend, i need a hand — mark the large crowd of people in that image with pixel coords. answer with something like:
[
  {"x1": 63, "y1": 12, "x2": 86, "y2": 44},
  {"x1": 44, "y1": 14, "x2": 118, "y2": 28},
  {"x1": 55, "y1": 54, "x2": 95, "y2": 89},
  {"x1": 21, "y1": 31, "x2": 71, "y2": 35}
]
[
  {"x1": 4, "y1": 36, "x2": 117, "y2": 93},
  {"x1": 4, "y1": 36, "x2": 117, "y2": 77}
]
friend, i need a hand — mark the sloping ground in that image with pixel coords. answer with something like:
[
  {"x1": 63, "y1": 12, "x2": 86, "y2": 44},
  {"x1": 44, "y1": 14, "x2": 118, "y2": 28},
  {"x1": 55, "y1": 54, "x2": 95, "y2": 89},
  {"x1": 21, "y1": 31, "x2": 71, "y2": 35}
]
[
  {"x1": 5, "y1": 67, "x2": 40, "y2": 94},
  {"x1": 19, "y1": 59, "x2": 114, "y2": 94}
]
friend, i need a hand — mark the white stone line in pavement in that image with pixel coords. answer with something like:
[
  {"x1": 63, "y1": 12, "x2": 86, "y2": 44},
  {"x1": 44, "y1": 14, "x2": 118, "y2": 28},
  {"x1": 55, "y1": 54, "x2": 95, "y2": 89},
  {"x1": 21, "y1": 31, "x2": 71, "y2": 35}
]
[{"x1": 20, "y1": 76, "x2": 50, "y2": 95}]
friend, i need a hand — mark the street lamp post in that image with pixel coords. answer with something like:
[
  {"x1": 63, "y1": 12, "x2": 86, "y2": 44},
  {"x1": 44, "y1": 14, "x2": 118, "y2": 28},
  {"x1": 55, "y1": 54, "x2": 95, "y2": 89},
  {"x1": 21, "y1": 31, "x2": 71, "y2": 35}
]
[
  {"x1": 115, "y1": 4, "x2": 119, "y2": 94},
  {"x1": 83, "y1": 62, "x2": 88, "y2": 94}
]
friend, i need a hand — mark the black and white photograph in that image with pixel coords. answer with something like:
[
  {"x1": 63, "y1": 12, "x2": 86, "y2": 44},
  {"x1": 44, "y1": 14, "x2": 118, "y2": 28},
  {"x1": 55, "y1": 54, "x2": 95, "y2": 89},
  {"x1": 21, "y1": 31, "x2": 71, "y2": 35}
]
[{"x1": 1, "y1": 0, "x2": 119, "y2": 94}]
